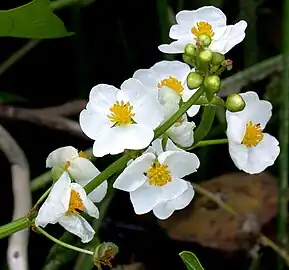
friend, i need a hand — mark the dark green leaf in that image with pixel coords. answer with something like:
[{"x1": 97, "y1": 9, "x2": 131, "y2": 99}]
[
  {"x1": 179, "y1": 251, "x2": 204, "y2": 270},
  {"x1": 0, "y1": 92, "x2": 27, "y2": 103},
  {"x1": 0, "y1": 0, "x2": 72, "y2": 38}
]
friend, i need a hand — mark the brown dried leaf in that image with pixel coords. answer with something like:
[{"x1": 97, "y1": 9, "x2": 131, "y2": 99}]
[{"x1": 159, "y1": 172, "x2": 278, "y2": 251}]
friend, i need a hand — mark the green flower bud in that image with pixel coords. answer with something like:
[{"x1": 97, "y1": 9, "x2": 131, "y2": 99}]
[
  {"x1": 212, "y1": 52, "x2": 225, "y2": 65},
  {"x1": 187, "y1": 72, "x2": 203, "y2": 89},
  {"x1": 182, "y1": 54, "x2": 193, "y2": 66},
  {"x1": 204, "y1": 75, "x2": 221, "y2": 93},
  {"x1": 198, "y1": 34, "x2": 212, "y2": 47},
  {"x1": 184, "y1": 44, "x2": 196, "y2": 57},
  {"x1": 226, "y1": 93, "x2": 246, "y2": 112},
  {"x1": 199, "y1": 50, "x2": 213, "y2": 63},
  {"x1": 94, "y1": 242, "x2": 119, "y2": 269}
]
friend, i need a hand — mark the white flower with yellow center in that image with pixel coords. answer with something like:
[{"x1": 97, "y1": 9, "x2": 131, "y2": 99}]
[
  {"x1": 113, "y1": 138, "x2": 199, "y2": 219},
  {"x1": 226, "y1": 91, "x2": 280, "y2": 174},
  {"x1": 80, "y1": 79, "x2": 164, "y2": 157},
  {"x1": 158, "y1": 6, "x2": 247, "y2": 54},
  {"x1": 35, "y1": 172, "x2": 99, "y2": 243},
  {"x1": 46, "y1": 146, "x2": 107, "y2": 203},
  {"x1": 133, "y1": 61, "x2": 198, "y2": 147}
]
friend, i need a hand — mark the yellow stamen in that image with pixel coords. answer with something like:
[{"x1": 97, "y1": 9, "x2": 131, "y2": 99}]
[
  {"x1": 78, "y1": 151, "x2": 88, "y2": 159},
  {"x1": 157, "y1": 76, "x2": 184, "y2": 95},
  {"x1": 107, "y1": 101, "x2": 135, "y2": 126},
  {"x1": 191, "y1": 21, "x2": 215, "y2": 38},
  {"x1": 242, "y1": 121, "x2": 264, "y2": 147},
  {"x1": 67, "y1": 190, "x2": 85, "y2": 216},
  {"x1": 147, "y1": 161, "x2": 172, "y2": 187}
]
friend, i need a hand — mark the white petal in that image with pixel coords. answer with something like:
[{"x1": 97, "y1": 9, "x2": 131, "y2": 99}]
[
  {"x1": 149, "y1": 138, "x2": 183, "y2": 155},
  {"x1": 158, "y1": 151, "x2": 200, "y2": 178},
  {"x1": 228, "y1": 141, "x2": 249, "y2": 171},
  {"x1": 113, "y1": 153, "x2": 155, "y2": 192},
  {"x1": 46, "y1": 146, "x2": 78, "y2": 168},
  {"x1": 153, "y1": 182, "x2": 194, "y2": 219},
  {"x1": 92, "y1": 124, "x2": 154, "y2": 157},
  {"x1": 35, "y1": 172, "x2": 71, "y2": 227},
  {"x1": 169, "y1": 24, "x2": 192, "y2": 40},
  {"x1": 167, "y1": 120, "x2": 195, "y2": 147},
  {"x1": 210, "y1": 21, "x2": 247, "y2": 54},
  {"x1": 158, "y1": 37, "x2": 194, "y2": 54},
  {"x1": 226, "y1": 114, "x2": 246, "y2": 143},
  {"x1": 79, "y1": 104, "x2": 112, "y2": 140},
  {"x1": 182, "y1": 87, "x2": 200, "y2": 117},
  {"x1": 176, "y1": 6, "x2": 226, "y2": 27},
  {"x1": 68, "y1": 157, "x2": 100, "y2": 184},
  {"x1": 71, "y1": 183, "x2": 99, "y2": 219},
  {"x1": 120, "y1": 78, "x2": 164, "y2": 129},
  {"x1": 58, "y1": 215, "x2": 95, "y2": 243},
  {"x1": 159, "y1": 177, "x2": 188, "y2": 201},
  {"x1": 88, "y1": 181, "x2": 108, "y2": 203},
  {"x1": 244, "y1": 134, "x2": 279, "y2": 174}
]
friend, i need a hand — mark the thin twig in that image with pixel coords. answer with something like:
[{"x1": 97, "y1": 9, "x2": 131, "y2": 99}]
[
  {"x1": 0, "y1": 125, "x2": 31, "y2": 270},
  {"x1": 0, "y1": 105, "x2": 86, "y2": 139},
  {"x1": 192, "y1": 183, "x2": 289, "y2": 266}
]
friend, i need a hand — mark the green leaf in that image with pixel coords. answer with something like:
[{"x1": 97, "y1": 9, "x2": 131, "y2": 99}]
[
  {"x1": 179, "y1": 251, "x2": 204, "y2": 270},
  {"x1": 0, "y1": 92, "x2": 27, "y2": 103},
  {"x1": 0, "y1": 0, "x2": 72, "y2": 38}
]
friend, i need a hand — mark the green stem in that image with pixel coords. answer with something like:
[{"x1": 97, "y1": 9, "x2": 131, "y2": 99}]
[
  {"x1": 33, "y1": 187, "x2": 52, "y2": 209},
  {"x1": 0, "y1": 217, "x2": 31, "y2": 239},
  {"x1": 37, "y1": 226, "x2": 94, "y2": 256},
  {"x1": 187, "y1": 138, "x2": 228, "y2": 150},
  {"x1": 154, "y1": 86, "x2": 205, "y2": 139},
  {"x1": 278, "y1": 0, "x2": 289, "y2": 268},
  {"x1": 193, "y1": 105, "x2": 216, "y2": 144}
]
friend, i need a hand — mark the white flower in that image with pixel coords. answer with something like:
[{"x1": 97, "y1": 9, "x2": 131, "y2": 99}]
[
  {"x1": 46, "y1": 146, "x2": 107, "y2": 203},
  {"x1": 226, "y1": 91, "x2": 280, "y2": 174},
  {"x1": 80, "y1": 79, "x2": 164, "y2": 157},
  {"x1": 133, "y1": 60, "x2": 200, "y2": 117},
  {"x1": 158, "y1": 6, "x2": 247, "y2": 54},
  {"x1": 113, "y1": 138, "x2": 199, "y2": 219},
  {"x1": 35, "y1": 172, "x2": 99, "y2": 243}
]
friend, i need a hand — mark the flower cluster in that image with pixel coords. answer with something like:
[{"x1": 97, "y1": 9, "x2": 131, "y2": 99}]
[{"x1": 35, "y1": 6, "x2": 279, "y2": 243}]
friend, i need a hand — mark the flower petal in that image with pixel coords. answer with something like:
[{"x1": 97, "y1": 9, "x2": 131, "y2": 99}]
[
  {"x1": 113, "y1": 153, "x2": 155, "y2": 192},
  {"x1": 167, "y1": 120, "x2": 195, "y2": 147},
  {"x1": 58, "y1": 215, "x2": 95, "y2": 243},
  {"x1": 71, "y1": 183, "x2": 99, "y2": 218},
  {"x1": 92, "y1": 124, "x2": 154, "y2": 157},
  {"x1": 158, "y1": 151, "x2": 200, "y2": 178},
  {"x1": 158, "y1": 37, "x2": 195, "y2": 54},
  {"x1": 35, "y1": 172, "x2": 71, "y2": 227},
  {"x1": 88, "y1": 181, "x2": 108, "y2": 203},
  {"x1": 68, "y1": 157, "x2": 100, "y2": 184},
  {"x1": 153, "y1": 182, "x2": 194, "y2": 219},
  {"x1": 226, "y1": 114, "x2": 246, "y2": 143},
  {"x1": 46, "y1": 146, "x2": 78, "y2": 168},
  {"x1": 121, "y1": 78, "x2": 164, "y2": 129},
  {"x1": 182, "y1": 86, "x2": 200, "y2": 117}
]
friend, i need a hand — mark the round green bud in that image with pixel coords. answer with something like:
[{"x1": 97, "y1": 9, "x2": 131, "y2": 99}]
[
  {"x1": 204, "y1": 75, "x2": 221, "y2": 93},
  {"x1": 198, "y1": 34, "x2": 212, "y2": 47},
  {"x1": 187, "y1": 72, "x2": 203, "y2": 89},
  {"x1": 184, "y1": 44, "x2": 196, "y2": 57},
  {"x1": 182, "y1": 54, "x2": 193, "y2": 65},
  {"x1": 199, "y1": 50, "x2": 213, "y2": 63},
  {"x1": 212, "y1": 52, "x2": 225, "y2": 65},
  {"x1": 226, "y1": 93, "x2": 246, "y2": 112}
]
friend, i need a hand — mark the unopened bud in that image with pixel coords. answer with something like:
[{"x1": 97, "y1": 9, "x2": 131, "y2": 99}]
[
  {"x1": 182, "y1": 54, "x2": 193, "y2": 66},
  {"x1": 199, "y1": 50, "x2": 213, "y2": 63},
  {"x1": 223, "y1": 59, "x2": 233, "y2": 70},
  {"x1": 198, "y1": 34, "x2": 211, "y2": 47},
  {"x1": 226, "y1": 93, "x2": 246, "y2": 112},
  {"x1": 212, "y1": 52, "x2": 225, "y2": 65},
  {"x1": 184, "y1": 44, "x2": 196, "y2": 57},
  {"x1": 187, "y1": 72, "x2": 203, "y2": 89},
  {"x1": 204, "y1": 75, "x2": 221, "y2": 93}
]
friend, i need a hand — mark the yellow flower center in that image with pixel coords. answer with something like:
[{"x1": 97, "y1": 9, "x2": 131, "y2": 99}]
[
  {"x1": 191, "y1": 21, "x2": 215, "y2": 39},
  {"x1": 157, "y1": 76, "x2": 184, "y2": 95},
  {"x1": 107, "y1": 101, "x2": 135, "y2": 126},
  {"x1": 78, "y1": 151, "x2": 88, "y2": 159},
  {"x1": 146, "y1": 161, "x2": 172, "y2": 187},
  {"x1": 242, "y1": 121, "x2": 264, "y2": 147},
  {"x1": 67, "y1": 190, "x2": 85, "y2": 216}
]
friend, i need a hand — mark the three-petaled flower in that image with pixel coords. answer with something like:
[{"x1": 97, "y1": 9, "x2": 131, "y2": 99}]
[
  {"x1": 158, "y1": 6, "x2": 247, "y2": 55},
  {"x1": 113, "y1": 139, "x2": 199, "y2": 219},
  {"x1": 226, "y1": 91, "x2": 280, "y2": 174},
  {"x1": 80, "y1": 79, "x2": 164, "y2": 157}
]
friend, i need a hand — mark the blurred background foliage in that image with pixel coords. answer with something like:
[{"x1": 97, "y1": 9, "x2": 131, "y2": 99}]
[{"x1": 0, "y1": 0, "x2": 287, "y2": 269}]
